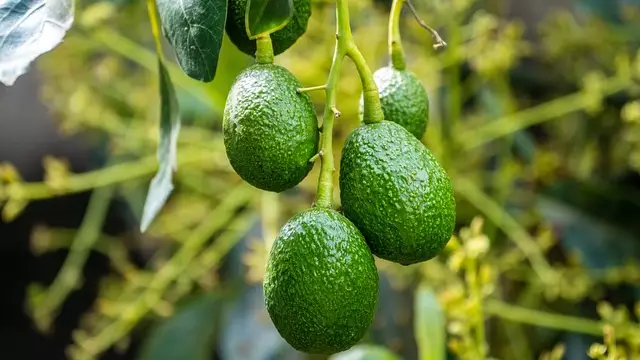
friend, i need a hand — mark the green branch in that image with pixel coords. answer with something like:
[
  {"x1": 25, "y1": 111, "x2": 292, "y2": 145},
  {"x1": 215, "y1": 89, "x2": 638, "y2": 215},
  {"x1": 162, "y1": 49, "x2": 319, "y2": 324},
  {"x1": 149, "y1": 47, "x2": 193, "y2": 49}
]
[
  {"x1": 453, "y1": 177, "x2": 555, "y2": 283},
  {"x1": 458, "y1": 76, "x2": 630, "y2": 150},
  {"x1": 28, "y1": 185, "x2": 115, "y2": 332},
  {"x1": 485, "y1": 299, "x2": 605, "y2": 337},
  {"x1": 315, "y1": 0, "x2": 383, "y2": 208},
  {"x1": 0, "y1": 148, "x2": 209, "y2": 203},
  {"x1": 72, "y1": 183, "x2": 256, "y2": 359}
]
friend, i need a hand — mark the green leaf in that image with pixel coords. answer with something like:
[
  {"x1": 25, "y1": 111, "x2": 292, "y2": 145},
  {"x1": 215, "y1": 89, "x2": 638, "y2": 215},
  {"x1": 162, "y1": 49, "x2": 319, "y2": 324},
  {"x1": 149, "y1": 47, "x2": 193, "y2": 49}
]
[
  {"x1": 156, "y1": 0, "x2": 227, "y2": 82},
  {"x1": 138, "y1": 293, "x2": 220, "y2": 360},
  {"x1": 414, "y1": 286, "x2": 446, "y2": 360},
  {"x1": 140, "y1": 59, "x2": 181, "y2": 232},
  {"x1": 245, "y1": 0, "x2": 293, "y2": 40},
  {"x1": 0, "y1": 0, "x2": 74, "y2": 85}
]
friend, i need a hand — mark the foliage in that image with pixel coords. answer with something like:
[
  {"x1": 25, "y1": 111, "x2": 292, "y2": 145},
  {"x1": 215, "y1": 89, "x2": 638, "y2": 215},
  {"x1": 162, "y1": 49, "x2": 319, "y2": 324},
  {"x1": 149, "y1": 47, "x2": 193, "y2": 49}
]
[{"x1": 2, "y1": 0, "x2": 640, "y2": 359}]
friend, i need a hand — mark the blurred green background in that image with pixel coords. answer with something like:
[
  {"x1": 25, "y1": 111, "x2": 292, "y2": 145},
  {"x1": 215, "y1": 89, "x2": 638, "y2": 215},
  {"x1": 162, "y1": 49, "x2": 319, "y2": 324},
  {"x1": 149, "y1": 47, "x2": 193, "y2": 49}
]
[{"x1": 2, "y1": 0, "x2": 640, "y2": 359}]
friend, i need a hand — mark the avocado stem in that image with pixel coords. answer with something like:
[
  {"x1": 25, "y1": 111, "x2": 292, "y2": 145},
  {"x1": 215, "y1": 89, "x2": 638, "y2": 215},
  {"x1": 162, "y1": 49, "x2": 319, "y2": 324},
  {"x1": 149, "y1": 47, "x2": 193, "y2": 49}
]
[
  {"x1": 255, "y1": 35, "x2": 274, "y2": 64},
  {"x1": 389, "y1": 0, "x2": 407, "y2": 70},
  {"x1": 315, "y1": 0, "x2": 384, "y2": 208}
]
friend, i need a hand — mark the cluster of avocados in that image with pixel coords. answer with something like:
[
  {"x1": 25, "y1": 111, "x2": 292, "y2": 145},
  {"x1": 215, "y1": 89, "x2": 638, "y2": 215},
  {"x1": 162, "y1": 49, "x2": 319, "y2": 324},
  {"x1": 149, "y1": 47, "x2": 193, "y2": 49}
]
[{"x1": 222, "y1": 0, "x2": 455, "y2": 355}]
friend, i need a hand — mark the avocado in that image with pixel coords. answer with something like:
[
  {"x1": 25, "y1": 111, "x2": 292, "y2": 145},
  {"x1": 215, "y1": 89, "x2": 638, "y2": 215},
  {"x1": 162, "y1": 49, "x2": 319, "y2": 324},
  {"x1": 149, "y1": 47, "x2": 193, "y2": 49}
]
[
  {"x1": 330, "y1": 344, "x2": 403, "y2": 360},
  {"x1": 225, "y1": 0, "x2": 311, "y2": 57},
  {"x1": 360, "y1": 67, "x2": 429, "y2": 139},
  {"x1": 339, "y1": 121, "x2": 455, "y2": 265},
  {"x1": 223, "y1": 64, "x2": 318, "y2": 192},
  {"x1": 263, "y1": 207, "x2": 379, "y2": 354}
]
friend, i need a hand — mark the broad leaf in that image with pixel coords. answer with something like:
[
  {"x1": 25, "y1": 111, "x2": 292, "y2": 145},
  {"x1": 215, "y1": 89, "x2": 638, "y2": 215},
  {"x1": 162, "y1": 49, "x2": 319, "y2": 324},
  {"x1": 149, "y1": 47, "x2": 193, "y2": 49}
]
[
  {"x1": 0, "y1": 0, "x2": 74, "y2": 86},
  {"x1": 156, "y1": 0, "x2": 226, "y2": 83},
  {"x1": 139, "y1": 293, "x2": 220, "y2": 360},
  {"x1": 245, "y1": 0, "x2": 293, "y2": 39},
  {"x1": 414, "y1": 286, "x2": 446, "y2": 360},
  {"x1": 140, "y1": 59, "x2": 181, "y2": 232}
]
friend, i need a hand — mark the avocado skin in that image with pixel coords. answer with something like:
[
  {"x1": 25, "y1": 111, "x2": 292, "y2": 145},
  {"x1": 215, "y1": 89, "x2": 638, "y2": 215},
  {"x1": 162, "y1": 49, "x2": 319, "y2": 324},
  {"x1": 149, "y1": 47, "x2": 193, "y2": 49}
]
[
  {"x1": 360, "y1": 67, "x2": 429, "y2": 139},
  {"x1": 330, "y1": 344, "x2": 402, "y2": 360},
  {"x1": 264, "y1": 207, "x2": 379, "y2": 354},
  {"x1": 225, "y1": 0, "x2": 311, "y2": 57},
  {"x1": 339, "y1": 121, "x2": 455, "y2": 265},
  {"x1": 223, "y1": 64, "x2": 318, "y2": 192}
]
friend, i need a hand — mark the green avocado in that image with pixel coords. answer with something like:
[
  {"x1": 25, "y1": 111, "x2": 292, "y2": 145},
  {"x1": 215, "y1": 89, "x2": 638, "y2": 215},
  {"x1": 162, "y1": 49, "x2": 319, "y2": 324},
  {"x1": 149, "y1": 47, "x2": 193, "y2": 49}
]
[
  {"x1": 225, "y1": 0, "x2": 311, "y2": 57},
  {"x1": 339, "y1": 121, "x2": 455, "y2": 265},
  {"x1": 360, "y1": 67, "x2": 429, "y2": 139},
  {"x1": 264, "y1": 207, "x2": 379, "y2": 354},
  {"x1": 330, "y1": 344, "x2": 403, "y2": 360},
  {"x1": 223, "y1": 64, "x2": 318, "y2": 192}
]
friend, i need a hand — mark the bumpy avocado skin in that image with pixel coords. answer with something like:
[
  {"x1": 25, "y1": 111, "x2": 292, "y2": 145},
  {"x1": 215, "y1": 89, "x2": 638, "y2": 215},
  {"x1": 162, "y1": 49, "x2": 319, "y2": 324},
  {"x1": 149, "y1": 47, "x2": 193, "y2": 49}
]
[
  {"x1": 264, "y1": 207, "x2": 379, "y2": 354},
  {"x1": 360, "y1": 67, "x2": 429, "y2": 139},
  {"x1": 339, "y1": 121, "x2": 455, "y2": 265},
  {"x1": 226, "y1": 0, "x2": 311, "y2": 56},
  {"x1": 223, "y1": 64, "x2": 318, "y2": 192}
]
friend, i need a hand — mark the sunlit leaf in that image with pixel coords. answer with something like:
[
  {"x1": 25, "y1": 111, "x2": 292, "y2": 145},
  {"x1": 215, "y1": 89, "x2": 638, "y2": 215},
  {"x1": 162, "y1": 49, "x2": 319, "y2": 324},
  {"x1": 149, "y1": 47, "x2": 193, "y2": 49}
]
[
  {"x1": 140, "y1": 59, "x2": 181, "y2": 232},
  {"x1": 414, "y1": 286, "x2": 446, "y2": 360},
  {"x1": 138, "y1": 293, "x2": 220, "y2": 360},
  {"x1": 0, "y1": 0, "x2": 74, "y2": 86},
  {"x1": 245, "y1": 0, "x2": 293, "y2": 40},
  {"x1": 157, "y1": 0, "x2": 226, "y2": 82}
]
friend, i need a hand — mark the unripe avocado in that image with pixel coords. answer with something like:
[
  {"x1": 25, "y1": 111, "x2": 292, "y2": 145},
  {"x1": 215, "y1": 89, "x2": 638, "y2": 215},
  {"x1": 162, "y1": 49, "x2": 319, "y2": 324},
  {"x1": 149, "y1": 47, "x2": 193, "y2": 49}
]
[
  {"x1": 264, "y1": 207, "x2": 379, "y2": 354},
  {"x1": 223, "y1": 64, "x2": 318, "y2": 192},
  {"x1": 226, "y1": 0, "x2": 311, "y2": 57},
  {"x1": 330, "y1": 344, "x2": 403, "y2": 360},
  {"x1": 360, "y1": 67, "x2": 429, "y2": 139},
  {"x1": 339, "y1": 121, "x2": 455, "y2": 265}
]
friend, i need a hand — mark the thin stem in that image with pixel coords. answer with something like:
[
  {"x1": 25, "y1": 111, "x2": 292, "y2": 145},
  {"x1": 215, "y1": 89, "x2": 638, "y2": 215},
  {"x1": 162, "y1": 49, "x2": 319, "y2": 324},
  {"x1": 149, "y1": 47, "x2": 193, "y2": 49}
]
[
  {"x1": 315, "y1": 0, "x2": 383, "y2": 208},
  {"x1": 453, "y1": 177, "x2": 555, "y2": 284},
  {"x1": 0, "y1": 148, "x2": 209, "y2": 202},
  {"x1": 458, "y1": 76, "x2": 630, "y2": 151},
  {"x1": 297, "y1": 84, "x2": 327, "y2": 93},
  {"x1": 29, "y1": 185, "x2": 115, "y2": 332},
  {"x1": 485, "y1": 299, "x2": 607, "y2": 337},
  {"x1": 406, "y1": 0, "x2": 447, "y2": 50},
  {"x1": 255, "y1": 35, "x2": 274, "y2": 64},
  {"x1": 465, "y1": 257, "x2": 486, "y2": 358},
  {"x1": 348, "y1": 45, "x2": 384, "y2": 124},
  {"x1": 146, "y1": 0, "x2": 163, "y2": 54},
  {"x1": 389, "y1": 0, "x2": 407, "y2": 70},
  {"x1": 73, "y1": 184, "x2": 255, "y2": 358}
]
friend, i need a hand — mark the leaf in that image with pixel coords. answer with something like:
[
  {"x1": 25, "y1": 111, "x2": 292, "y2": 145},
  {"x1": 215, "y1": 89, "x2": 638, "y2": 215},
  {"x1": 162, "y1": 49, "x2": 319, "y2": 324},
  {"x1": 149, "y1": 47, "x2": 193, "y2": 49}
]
[
  {"x1": 0, "y1": 0, "x2": 74, "y2": 86},
  {"x1": 140, "y1": 59, "x2": 181, "y2": 232},
  {"x1": 156, "y1": 0, "x2": 226, "y2": 83},
  {"x1": 138, "y1": 293, "x2": 220, "y2": 360},
  {"x1": 414, "y1": 286, "x2": 446, "y2": 360},
  {"x1": 245, "y1": 0, "x2": 293, "y2": 39}
]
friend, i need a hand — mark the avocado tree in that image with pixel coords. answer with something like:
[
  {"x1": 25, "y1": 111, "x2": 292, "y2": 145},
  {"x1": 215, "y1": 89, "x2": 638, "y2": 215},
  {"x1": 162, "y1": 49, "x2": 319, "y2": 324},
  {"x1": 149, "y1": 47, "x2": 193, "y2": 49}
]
[
  {"x1": 2, "y1": 0, "x2": 452, "y2": 356},
  {"x1": 5, "y1": 0, "x2": 640, "y2": 359}
]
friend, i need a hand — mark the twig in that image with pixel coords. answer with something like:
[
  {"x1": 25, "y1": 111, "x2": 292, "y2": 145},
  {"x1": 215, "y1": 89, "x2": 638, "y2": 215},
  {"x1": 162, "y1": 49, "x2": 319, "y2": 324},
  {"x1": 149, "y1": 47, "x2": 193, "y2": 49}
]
[
  {"x1": 71, "y1": 183, "x2": 255, "y2": 359},
  {"x1": 406, "y1": 0, "x2": 447, "y2": 50},
  {"x1": 453, "y1": 177, "x2": 555, "y2": 284},
  {"x1": 29, "y1": 185, "x2": 116, "y2": 332}
]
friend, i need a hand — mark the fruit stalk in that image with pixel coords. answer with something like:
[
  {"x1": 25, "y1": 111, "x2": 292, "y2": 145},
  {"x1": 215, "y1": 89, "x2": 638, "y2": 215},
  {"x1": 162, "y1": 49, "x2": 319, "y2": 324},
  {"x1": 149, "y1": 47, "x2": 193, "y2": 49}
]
[
  {"x1": 315, "y1": 0, "x2": 383, "y2": 208},
  {"x1": 388, "y1": 0, "x2": 407, "y2": 70},
  {"x1": 255, "y1": 35, "x2": 274, "y2": 64}
]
